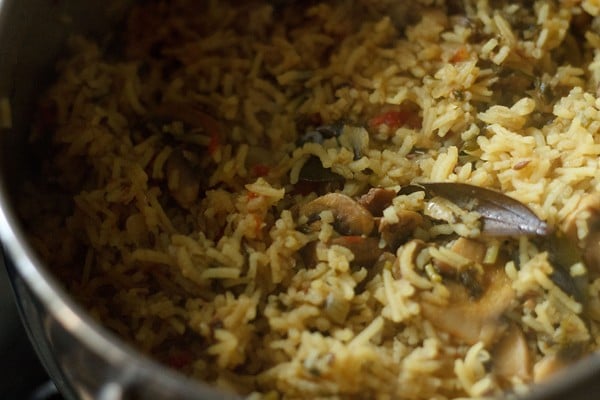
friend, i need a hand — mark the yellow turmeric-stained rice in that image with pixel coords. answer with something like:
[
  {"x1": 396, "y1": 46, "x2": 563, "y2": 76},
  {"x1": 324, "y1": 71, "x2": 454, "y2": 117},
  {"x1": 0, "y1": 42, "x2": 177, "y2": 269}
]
[{"x1": 18, "y1": 0, "x2": 600, "y2": 398}]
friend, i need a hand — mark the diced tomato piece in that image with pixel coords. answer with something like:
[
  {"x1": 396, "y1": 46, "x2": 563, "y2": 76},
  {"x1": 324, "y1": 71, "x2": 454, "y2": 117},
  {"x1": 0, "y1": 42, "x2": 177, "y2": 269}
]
[
  {"x1": 253, "y1": 214, "x2": 263, "y2": 237},
  {"x1": 370, "y1": 110, "x2": 408, "y2": 128},
  {"x1": 340, "y1": 235, "x2": 364, "y2": 244},
  {"x1": 214, "y1": 225, "x2": 226, "y2": 242},
  {"x1": 208, "y1": 132, "x2": 219, "y2": 156},
  {"x1": 247, "y1": 191, "x2": 259, "y2": 200},
  {"x1": 35, "y1": 100, "x2": 58, "y2": 134},
  {"x1": 369, "y1": 110, "x2": 420, "y2": 130},
  {"x1": 252, "y1": 164, "x2": 270, "y2": 177},
  {"x1": 167, "y1": 352, "x2": 193, "y2": 370},
  {"x1": 450, "y1": 46, "x2": 469, "y2": 63}
]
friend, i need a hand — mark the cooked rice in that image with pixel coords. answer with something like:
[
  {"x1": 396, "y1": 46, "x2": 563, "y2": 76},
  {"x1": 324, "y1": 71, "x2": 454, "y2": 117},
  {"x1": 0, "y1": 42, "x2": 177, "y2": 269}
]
[{"x1": 18, "y1": 0, "x2": 600, "y2": 398}]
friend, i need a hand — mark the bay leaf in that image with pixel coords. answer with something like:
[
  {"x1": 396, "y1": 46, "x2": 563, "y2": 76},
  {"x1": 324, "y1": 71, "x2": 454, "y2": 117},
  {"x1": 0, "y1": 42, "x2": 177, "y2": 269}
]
[{"x1": 419, "y1": 182, "x2": 552, "y2": 237}]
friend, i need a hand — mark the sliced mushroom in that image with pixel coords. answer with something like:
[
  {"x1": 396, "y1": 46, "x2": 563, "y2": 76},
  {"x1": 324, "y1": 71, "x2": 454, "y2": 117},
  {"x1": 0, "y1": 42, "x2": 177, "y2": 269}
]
[
  {"x1": 165, "y1": 150, "x2": 200, "y2": 209},
  {"x1": 421, "y1": 266, "x2": 515, "y2": 345},
  {"x1": 533, "y1": 355, "x2": 567, "y2": 383},
  {"x1": 154, "y1": 102, "x2": 221, "y2": 136},
  {"x1": 330, "y1": 236, "x2": 383, "y2": 267},
  {"x1": 452, "y1": 237, "x2": 486, "y2": 264},
  {"x1": 563, "y1": 194, "x2": 600, "y2": 239},
  {"x1": 299, "y1": 240, "x2": 319, "y2": 268},
  {"x1": 301, "y1": 236, "x2": 384, "y2": 270},
  {"x1": 357, "y1": 188, "x2": 397, "y2": 216},
  {"x1": 493, "y1": 324, "x2": 531, "y2": 381},
  {"x1": 300, "y1": 193, "x2": 375, "y2": 236},
  {"x1": 324, "y1": 292, "x2": 350, "y2": 324},
  {"x1": 563, "y1": 193, "x2": 600, "y2": 274},
  {"x1": 547, "y1": 249, "x2": 585, "y2": 304},
  {"x1": 337, "y1": 125, "x2": 369, "y2": 160},
  {"x1": 435, "y1": 237, "x2": 487, "y2": 275},
  {"x1": 534, "y1": 343, "x2": 586, "y2": 383},
  {"x1": 356, "y1": 251, "x2": 396, "y2": 294},
  {"x1": 297, "y1": 156, "x2": 344, "y2": 184},
  {"x1": 379, "y1": 210, "x2": 422, "y2": 251},
  {"x1": 583, "y1": 229, "x2": 600, "y2": 275}
]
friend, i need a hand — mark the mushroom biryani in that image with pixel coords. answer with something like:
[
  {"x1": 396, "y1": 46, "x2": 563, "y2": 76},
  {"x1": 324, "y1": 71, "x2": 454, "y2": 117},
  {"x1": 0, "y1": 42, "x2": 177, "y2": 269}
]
[{"x1": 18, "y1": 0, "x2": 600, "y2": 398}]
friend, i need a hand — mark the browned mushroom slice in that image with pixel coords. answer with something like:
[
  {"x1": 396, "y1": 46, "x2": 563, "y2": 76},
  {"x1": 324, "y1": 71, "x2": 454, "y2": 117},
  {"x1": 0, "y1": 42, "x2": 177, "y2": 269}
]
[
  {"x1": 357, "y1": 188, "x2": 397, "y2": 216},
  {"x1": 583, "y1": 229, "x2": 600, "y2": 274},
  {"x1": 563, "y1": 194, "x2": 600, "y2": 239},
  {"x1": 154, "y1": 102, "x2": 221, "y2": 138},
  {"x1": 533, "y1": 355, "x2": 567, "y2": 383},
  {"x1": 330, "y1": 236, "x2": 383, "y2": 266},
  {"x1": 493, "y1": 324, "x2": 531, "y2": 382},
  {"x1": 563, "y1": 193, "x2": 600, "y2": 273},
  {"x1": 165, "y1": 150, "x2": 200, "y2": 209},
  {"x1": 300, "y1": 237, "x2": 383, "y2": 270},
  {"x1": 300, "y1": 193, "x2": 375, "y2": 236},
  {"x1": 421, "y1": 266, "x2": 514, "y2": 345},
  {"x1": 337, "y1": 125, "x2": 369, "y2": 160},
  {"x1": 434, "y1": 237, "x2": 486, "y2": 275},
  {"x1": 534, "y1": 343, "x2": 585, "y2": 383},
  {"x1": 545, "y1": 238, "x2": 586, "y2": 304},
  {"x1": 299, "y1": 240, "x2": 319, "y2": 268},
  {"x1": 356, "y1": 251, "x2": 396, "y2": 294},
  {"x1": 297, "y1": 156, "x2": 345, "y2": 184},
  {"x1": 378, "y1": 210, "x2": 422, "y2": 250},
  {"x1": 324, "y1": 292, "x2": 351, "y2": 324},
  {"x1": 452, "y1": 237, "x2": 486, "y2": 263}
]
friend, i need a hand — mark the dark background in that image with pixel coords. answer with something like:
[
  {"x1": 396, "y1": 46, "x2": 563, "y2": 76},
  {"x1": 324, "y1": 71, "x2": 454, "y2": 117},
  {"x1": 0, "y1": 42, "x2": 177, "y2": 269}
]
[{"x1": 0, "y1": 260, "x2": 60, "y2": 400}]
